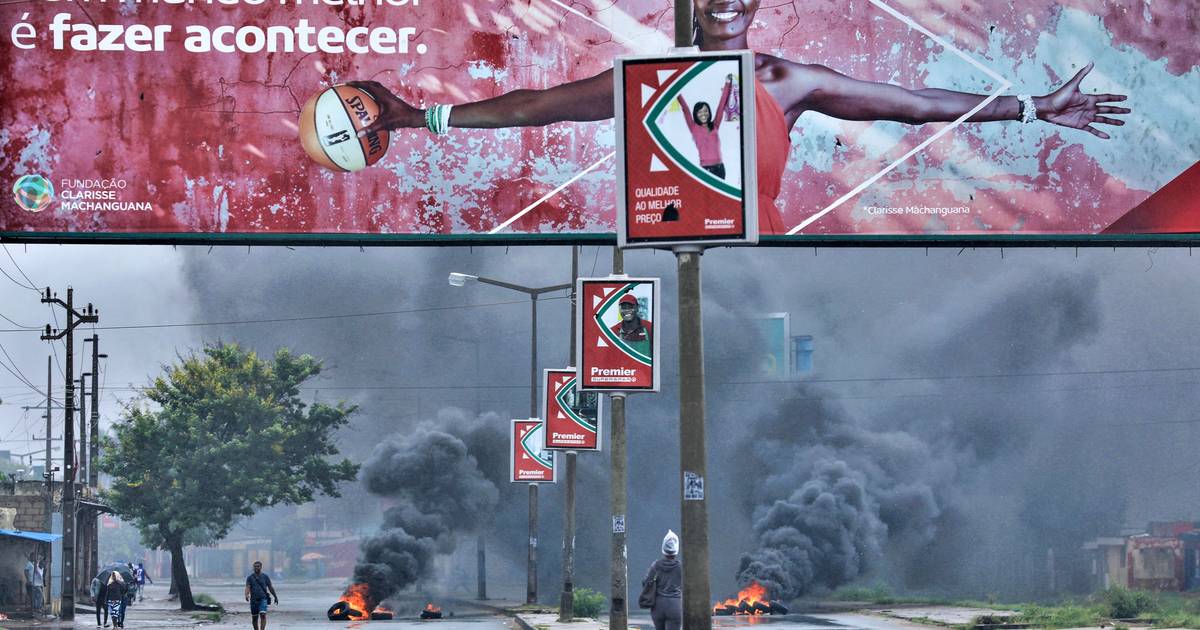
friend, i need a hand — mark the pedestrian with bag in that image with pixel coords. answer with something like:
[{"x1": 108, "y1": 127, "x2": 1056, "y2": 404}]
[
  {"x1": 245, "y1": 560, "x2": 279, "y2": 630},
  {"x1": 639, "y1": 530, "x2": 682, "y2": 630}
]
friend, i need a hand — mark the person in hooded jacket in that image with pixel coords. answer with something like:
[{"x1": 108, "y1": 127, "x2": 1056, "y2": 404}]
[{"x1": 643, "y1": 530, "x2": 683, "y2": 630}]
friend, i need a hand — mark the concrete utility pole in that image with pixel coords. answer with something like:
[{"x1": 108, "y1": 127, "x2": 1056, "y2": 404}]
[
  {"x1": 559, "y1": 247, "x2": 580, "y2": 622},
  {"x1": 76, "y1": 373, "x2": 90, "y2": 593},
  {"x1": 609, "y1": 247, "x2": 629, "y2": 630},
  {"x1": 44, "y1": 356, "x2": 52, "y2": 531},
  {"x1": 43, "y1": 356, "x2": 54, "y2": 612},
  {"x1": 671, "y1": 0, "x2": 712, "y2": 625},
  {"x1": 41, "y1": 287, "x2": 98, "y2": 620},
  {"x1": 528, "y1": 292, "x2": 539, "y2": 606},
  {"x1": 88, "y1": 335, "x2": 104, "y2": 587}
]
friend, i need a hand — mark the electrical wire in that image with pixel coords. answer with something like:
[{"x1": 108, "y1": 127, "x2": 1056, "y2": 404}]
[
  {"x1": 0, "y1": 295, "x2": 570, "y2": 333},
  {"x1": 1, "y1": 244, "x2": 39, "y2": 290}
]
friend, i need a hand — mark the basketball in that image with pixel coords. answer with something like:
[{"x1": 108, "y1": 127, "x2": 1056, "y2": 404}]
[{"x1": 299, "y1": 85, "x2": 390, "y2": 172}]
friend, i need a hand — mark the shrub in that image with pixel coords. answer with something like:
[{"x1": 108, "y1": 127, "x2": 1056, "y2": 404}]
[
  {"x1": 193, "y1": 593, "x2": 225, "y2": 612},
  {"x1": 1102, "y1": 588, "x2": 1156, "y2": 619},
  {"x1": 573, "y1": 588, "x2": 606, "y2": 619}
]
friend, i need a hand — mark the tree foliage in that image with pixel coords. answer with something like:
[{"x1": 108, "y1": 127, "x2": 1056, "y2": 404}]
[{"x1": 99, "y1": 342, "x2": 359, "y2": 607}]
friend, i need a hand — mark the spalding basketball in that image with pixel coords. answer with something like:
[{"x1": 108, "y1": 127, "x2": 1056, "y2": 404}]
[{"x1": 299, "y1": 85, "x2": 390, "y2": 172}]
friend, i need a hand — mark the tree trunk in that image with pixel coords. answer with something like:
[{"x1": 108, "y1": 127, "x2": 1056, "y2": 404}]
[{"x1": 168, "y1": 537, "x2": 197, "y2": 610}]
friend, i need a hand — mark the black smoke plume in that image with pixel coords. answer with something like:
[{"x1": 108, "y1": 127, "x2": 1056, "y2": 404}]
[{"x1": 351, "y1": 426, "x2": 499, "y2": 603}]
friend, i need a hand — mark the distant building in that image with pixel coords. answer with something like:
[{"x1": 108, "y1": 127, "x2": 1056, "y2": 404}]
[{"x1": 1084, "y1": 521, "x2": 1199, "y2": 593}]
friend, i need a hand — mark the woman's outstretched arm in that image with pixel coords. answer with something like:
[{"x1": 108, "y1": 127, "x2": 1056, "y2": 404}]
[
  {"x1": 352, "y1": 68, "x2": 614, "y2": 135},
  {"x1": 712, "y1": 76, "x2": 733, "y2": 131},
  {"x1": 788, "y1": 61, "x2": 1129, "y2": 139}
]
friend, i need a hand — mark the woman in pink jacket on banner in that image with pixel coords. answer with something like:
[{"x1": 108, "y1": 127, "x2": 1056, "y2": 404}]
[{"x1": 676, "y1": 74, "x2": 735, "y2": 179}]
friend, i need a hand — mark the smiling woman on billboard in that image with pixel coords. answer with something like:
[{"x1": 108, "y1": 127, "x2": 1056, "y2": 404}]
[{"x1": 351, "y1": 0, "x2": 1130, "y2": 235}]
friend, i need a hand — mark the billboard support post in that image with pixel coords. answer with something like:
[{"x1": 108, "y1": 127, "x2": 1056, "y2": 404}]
[
  {"x1": 609, "y1": 246, "x2": 629, "y2": 630},
  {"x1": 528, "y1": 293, "x2": 539, "y2": 605},
  {"x1": 528, "y1": 482, "x2": 538, "y2": 604},
  {"x1": 561, "y1": 247, "x2": 580, "y2": 622},
  {"x1": 674, "y1": 248, "x2": 710, "y2": 630}
]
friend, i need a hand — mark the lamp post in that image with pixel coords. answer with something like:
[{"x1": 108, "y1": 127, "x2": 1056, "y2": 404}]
[{"x1": 448, "y1": 271, "x2": 572, "y2": 604}]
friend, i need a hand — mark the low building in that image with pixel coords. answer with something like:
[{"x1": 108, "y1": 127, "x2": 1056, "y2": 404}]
[
  {"x1": 1126, "y1": 535, "x2": 1185, "y2": 592},
  {"x1": 1084, "y1": 537, "x2": 1129, "y2": 591}
]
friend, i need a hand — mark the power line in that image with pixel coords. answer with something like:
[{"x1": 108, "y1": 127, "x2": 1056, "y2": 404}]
[
  {"x1": 0, "y1": 295, "x2": 570, "y2": 333},
  {"x1": 0, "y1": 244, "x2": 38, "y2": 290},
  {"x1": 0, "y1": 343, "x2": 43, "y2": 395},
  {"x1": 0, "y1": 311, "x2": 37, "y2": 329}
]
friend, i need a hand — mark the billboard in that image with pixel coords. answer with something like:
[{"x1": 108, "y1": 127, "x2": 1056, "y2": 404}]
[
  {"x1": 510, "y1": 419, "x2": 555, "y2": 483},
  {"x1": 577, "y1": 277, "x2": 660, "y2": 392},
  {"x1": 542, "y1": 368, "x2": 603, "y2": 451},
  {"x1": 753, "y1": 313, "x2": 790, "y2": 379},
  {"x1": 616, "y1": 51, "x2": 757, "y2": 248},
  {"x1": 1, "y1": 2, "x2": 1197, "y2": 244}
]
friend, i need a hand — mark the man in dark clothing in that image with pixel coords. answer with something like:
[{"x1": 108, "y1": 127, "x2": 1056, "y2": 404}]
[
  {"x1": 643, "y1": 530, "x2": 682, "y2": 630},
  {"x1": 611, "y1": 293, "x2": 652, "y2": 356},
  {"x1": 244, "y1": 561, "x2": 279, "y2": 630}
]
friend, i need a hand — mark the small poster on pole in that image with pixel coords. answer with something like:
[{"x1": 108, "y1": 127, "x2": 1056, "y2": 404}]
[
  {"x1": 543, "y1": 368, "x2": 603, "y2": 450},
  {"x1": 510, "y1": 419, "x2": 555, "y2": 483},
  {"x1": 577, "y1": 277, "x2": 661, "y2": 392},
  {"x1": 615, "y1": 50, "x2": 758, "y2": 249}
]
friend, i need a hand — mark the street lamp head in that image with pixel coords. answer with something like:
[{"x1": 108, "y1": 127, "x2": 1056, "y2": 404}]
[{"x1": 448, "y1": 272, "x2": 478, "y2": 287}]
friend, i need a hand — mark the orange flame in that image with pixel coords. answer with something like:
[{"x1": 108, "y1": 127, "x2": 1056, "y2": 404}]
[
  {"x1": 338, "y1": 583, "x2": 374, "y2": 620},
  {"x1": 712, "y1": 581, "x2": 770, "y2": 614},
  {"x1": 424, "y1": 603, "x2": 442, "y2": 614}
]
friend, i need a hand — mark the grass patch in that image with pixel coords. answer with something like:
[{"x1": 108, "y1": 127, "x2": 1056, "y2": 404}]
[
  {"x1": 191, "y1": 611, "x2": 223, "y2": 623},
  {"x1": 192, "y1": 593, "x2": 224, "y2": 611},
  {"x1": 573, "y1": 588, "x2": 606, "y2": 619}
]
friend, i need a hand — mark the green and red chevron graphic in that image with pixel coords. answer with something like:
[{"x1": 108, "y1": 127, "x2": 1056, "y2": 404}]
[
  {"x1": 642, "y1": 61, "x2": 741, "y2": 201},
  {"x1": 595, "y1": 283, "x2": 652, "y2": 366}
]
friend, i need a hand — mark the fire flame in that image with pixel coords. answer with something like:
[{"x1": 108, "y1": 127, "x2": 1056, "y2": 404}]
[
  {"x1": 424, "y1": 603, "x2": 442, "y2": 614},
  {"x1": 338, "y1": 583, "x2": 375, "y2": 620},
  {"x1": 713, "y1": 581, "x2": 770, "y2": 614}
]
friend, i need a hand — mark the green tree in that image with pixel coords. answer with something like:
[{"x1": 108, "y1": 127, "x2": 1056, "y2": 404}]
[{"x1": 99, "y1": 342, "x2": 359, "y2": 609}]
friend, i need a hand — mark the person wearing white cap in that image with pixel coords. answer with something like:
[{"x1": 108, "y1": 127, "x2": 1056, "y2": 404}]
[{"x1": 638, "y1": 530, "x2": 683, "y2": 630}]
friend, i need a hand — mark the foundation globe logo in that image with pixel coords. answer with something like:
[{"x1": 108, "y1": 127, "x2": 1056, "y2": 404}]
[{"x1": 13, "y1": 174, "x2": 55, "y2": 213}]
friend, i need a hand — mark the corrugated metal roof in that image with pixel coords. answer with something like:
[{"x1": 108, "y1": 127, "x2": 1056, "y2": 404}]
[{"x1": 0, "y1": 528, "x2": 61, "y2": 543}]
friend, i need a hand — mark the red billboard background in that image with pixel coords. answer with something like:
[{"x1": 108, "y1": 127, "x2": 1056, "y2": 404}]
[{"x1": 1, "y1": 1, "x2": 1198, "y2": 242}]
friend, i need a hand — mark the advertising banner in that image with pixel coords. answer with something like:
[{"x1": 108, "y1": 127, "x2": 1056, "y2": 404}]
[
  {"x1": 542, "y1": 368, "x2": 603, "y2": 451},
  {"x1": 510, "y1": 419, "x2": 555, "y2": 483},
  {"x1": 577, "y1": 277, "x2": 660, "y2": 392},
  {"x1": 753, "y1": 313, "x2": 791, "y2": 379},
  {"x1": 1, "y1": 2, "x2": 1198, "y2": 243},
  {"x1": 616, "y1": 51, "x2": 757, "y2": 248}
]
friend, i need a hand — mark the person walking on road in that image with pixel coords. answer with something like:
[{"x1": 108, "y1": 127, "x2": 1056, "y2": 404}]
[
  {"x1": 92, "y1": 574, "x2": 109, "y2": 628},
  {"x1": 104, "y1": 571, "x2": 128, "y2": 628},
  {"x1": 134, "y1": 562, "x2": 153, "y2": 600},
  {"x1": 640, "y1": 530, "x2": 683, "y2": 630},
  {"x1": 245, "y1": 560, "x2": 279, "y2": 630}
]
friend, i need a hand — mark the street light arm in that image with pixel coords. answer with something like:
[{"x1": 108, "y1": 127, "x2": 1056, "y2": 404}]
[
  {"x1": 475, "y1": 276, "x2": 539, "y2": 294},
  {"x1": 532, "y1": 283, "x2": 573, "y2": 295}
]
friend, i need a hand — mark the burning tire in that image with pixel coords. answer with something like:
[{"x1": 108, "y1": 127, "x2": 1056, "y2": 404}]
[{"x1": 327, "y1": 600, "x2": 362, "y2": 621}]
